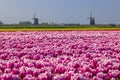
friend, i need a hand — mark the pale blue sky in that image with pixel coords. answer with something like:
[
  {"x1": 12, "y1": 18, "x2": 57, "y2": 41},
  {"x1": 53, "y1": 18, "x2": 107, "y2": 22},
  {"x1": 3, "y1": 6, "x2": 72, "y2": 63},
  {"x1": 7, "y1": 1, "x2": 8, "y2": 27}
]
[{"x1": 0, "y1": 0, "x2": 120, "y2": 24}]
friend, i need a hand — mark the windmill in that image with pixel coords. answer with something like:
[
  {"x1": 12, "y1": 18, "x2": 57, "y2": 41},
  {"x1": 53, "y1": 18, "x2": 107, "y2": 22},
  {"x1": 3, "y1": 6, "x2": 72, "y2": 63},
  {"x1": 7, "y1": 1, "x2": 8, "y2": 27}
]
[
  {"x1": 33, "y1": 13, "x2": 39, "y2": 25},
  {"x1": 88, "y1": 12, "x2": 95, "y2": 25}
]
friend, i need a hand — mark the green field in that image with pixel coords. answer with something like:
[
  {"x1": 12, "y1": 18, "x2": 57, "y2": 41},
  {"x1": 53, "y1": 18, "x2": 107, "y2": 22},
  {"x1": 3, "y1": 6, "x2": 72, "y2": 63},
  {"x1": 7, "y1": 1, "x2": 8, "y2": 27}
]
[{"x1": 0, "y1": 25, "x2": 120, "y2": 31}]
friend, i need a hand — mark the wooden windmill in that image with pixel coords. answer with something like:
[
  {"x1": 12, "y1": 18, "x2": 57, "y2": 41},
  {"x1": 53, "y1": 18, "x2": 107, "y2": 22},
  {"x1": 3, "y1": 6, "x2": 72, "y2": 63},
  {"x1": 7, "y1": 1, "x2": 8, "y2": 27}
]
[
  {"x1": 33, "y1": 13, "x2": 39, "y2": 25},
  {"x1": 88, "y1": 12, "x2": 95, "y2": 25}
]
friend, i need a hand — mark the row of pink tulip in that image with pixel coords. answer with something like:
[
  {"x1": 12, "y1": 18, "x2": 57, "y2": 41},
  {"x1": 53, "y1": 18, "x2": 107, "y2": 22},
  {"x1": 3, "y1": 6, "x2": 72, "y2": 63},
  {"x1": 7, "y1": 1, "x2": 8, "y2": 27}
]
[{"x1": 0, "y1": 31, "x2": 120, "y2": 80}]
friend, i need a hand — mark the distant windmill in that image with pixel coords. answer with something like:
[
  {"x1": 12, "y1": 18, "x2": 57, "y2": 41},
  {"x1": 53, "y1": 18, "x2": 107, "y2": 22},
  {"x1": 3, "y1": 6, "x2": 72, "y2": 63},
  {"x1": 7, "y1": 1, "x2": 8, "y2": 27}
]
[
  {"x1": 33, "y1": 13, "x2": 39, "y2": 25},
  {"x1": 88, "y1": 12, "x2": 95, "y2": 25}
]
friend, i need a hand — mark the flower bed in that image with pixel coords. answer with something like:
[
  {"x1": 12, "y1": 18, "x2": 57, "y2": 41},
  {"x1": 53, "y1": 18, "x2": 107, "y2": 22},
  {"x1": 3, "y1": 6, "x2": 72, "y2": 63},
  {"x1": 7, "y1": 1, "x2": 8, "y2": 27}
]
[{"x1": 0, "y1": 31, "x2": 120, "y2": 80}]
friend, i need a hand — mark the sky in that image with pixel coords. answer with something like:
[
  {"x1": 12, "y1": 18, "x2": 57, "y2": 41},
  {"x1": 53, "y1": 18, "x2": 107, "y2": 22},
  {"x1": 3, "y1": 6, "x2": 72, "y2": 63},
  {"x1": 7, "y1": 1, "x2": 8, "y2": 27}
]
[{"x1": 0, "y1": 0, "x2": 120, "y2": 24}]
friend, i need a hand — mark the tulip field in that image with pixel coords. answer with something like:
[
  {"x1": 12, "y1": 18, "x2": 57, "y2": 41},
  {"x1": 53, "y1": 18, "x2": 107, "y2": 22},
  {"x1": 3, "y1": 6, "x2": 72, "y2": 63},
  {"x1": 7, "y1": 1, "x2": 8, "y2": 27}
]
[{"x1": 0, "y1": 31, "x2": 120, "y2": 80}]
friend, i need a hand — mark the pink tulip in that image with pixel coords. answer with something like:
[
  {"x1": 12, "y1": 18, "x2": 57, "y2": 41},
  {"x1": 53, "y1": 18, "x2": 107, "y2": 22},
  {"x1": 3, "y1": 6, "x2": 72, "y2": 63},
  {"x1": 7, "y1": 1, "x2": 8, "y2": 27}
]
[{"x1": 55, "y1": 64, "x2": 66, "y2": 74}]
